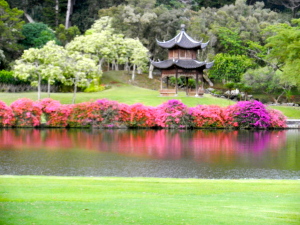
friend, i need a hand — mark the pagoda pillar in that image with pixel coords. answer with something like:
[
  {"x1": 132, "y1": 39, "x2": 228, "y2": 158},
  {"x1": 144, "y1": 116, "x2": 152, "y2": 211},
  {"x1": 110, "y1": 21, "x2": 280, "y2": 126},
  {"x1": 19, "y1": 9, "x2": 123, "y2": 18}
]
[
  {"x1": 175, "y1": 68, "x2": 178, "y2": 96},
  {"x1": 185, "y1": 76, "x2": 189, "y2": 96},
  {"x1": 195, "y1": 71, "x2": 199, "y2": 97},
  {"x1": 166, "y1": 76, "x2": 169, "y2": 88}
]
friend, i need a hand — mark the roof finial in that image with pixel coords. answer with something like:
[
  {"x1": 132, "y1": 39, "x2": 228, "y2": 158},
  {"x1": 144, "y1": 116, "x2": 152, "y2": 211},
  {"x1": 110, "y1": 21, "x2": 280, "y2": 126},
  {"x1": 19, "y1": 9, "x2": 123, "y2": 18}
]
[{"x1": 181, "y1": 24, "x2": 185, "y2": 31}]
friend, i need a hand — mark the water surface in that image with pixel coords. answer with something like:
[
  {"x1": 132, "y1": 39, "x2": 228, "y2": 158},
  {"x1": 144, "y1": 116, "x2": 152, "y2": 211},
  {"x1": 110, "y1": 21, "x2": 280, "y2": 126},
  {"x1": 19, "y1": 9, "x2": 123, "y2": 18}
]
[{"x1": 0, "y1": 128, "x2": 299, "y2": 179}]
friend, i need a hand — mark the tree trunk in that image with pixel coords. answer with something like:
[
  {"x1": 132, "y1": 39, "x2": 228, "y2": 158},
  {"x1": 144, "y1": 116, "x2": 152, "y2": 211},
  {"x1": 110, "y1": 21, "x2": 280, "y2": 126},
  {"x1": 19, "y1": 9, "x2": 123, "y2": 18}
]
[
  {"x1": 148, "y1": 64, "x2": 153, "y2": 79},
  {"x1": 98, "y1": 58, "x2": 104, "y2": 71},
  {"x1": 65, "y1": 0, "x2": 75, "y2": 29},
  {"x1": 24, "y1": 13, "x2": 35, "y2": 23},
  {"x1": 55, "y1": 0, "x2": 59, "y2": 27},
  {"x1": 47, "y1": 79, "x2": 51, "y2": 98},
  {"x1": 72, "y1": 78, "x2": 77, "y2": 104},
  {"x1": 38, "y1": 74, "x2": 41, "y2": 100},
  {"x1": 132, "y1": 64, "x2": 136, "y2": 80}
]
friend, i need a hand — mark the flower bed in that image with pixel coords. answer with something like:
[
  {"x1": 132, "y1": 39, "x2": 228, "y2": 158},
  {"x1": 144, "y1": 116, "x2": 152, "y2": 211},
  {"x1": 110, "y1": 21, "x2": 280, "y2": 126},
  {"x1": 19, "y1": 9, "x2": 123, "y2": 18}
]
[{"x1": 0, "y1": 98, "x2": 287, "y2": 129}]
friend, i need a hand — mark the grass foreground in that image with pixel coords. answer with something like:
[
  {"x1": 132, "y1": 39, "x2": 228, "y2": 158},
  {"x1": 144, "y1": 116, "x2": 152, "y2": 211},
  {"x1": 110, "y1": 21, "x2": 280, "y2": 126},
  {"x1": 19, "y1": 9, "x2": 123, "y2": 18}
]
[{"x1": 1, "y1": 176, "x2": 300, "y2": 225}]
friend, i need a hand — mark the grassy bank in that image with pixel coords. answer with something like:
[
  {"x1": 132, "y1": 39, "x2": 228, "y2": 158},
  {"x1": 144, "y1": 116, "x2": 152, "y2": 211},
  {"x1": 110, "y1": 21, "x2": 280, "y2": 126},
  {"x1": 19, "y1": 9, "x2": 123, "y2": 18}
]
[
  {"x1": 0, "y1": 176, "x2": 300, "y2": 225},
  {"x1": 1, "y1": 71, "x2": 300, "y2": 118},
  {"x1": 0, "y1": 86, "x2": 235, "y2": 107}
]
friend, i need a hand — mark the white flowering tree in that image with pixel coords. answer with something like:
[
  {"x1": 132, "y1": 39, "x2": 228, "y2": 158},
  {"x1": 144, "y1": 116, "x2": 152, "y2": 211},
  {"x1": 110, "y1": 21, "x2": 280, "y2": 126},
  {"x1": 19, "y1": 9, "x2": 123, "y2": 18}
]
[
  {"x1": 62, "y1": 51, "x2": 101, "y2": 104},
  {"x1": 14, "y1": 41, "x2": 65, "y2": 99}
]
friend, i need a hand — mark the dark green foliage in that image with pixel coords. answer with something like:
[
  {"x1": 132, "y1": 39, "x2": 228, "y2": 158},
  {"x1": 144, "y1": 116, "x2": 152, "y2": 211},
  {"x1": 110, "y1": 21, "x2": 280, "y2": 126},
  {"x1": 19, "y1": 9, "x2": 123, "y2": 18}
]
[
  {"x1": 20, "y1": 22, "x2": 56, "y2": 49},
  {"x1": 217, "y1": 27, "x2": 247, "y2": 55},
  {"x1": 209, "y1": 53, "x2": 254, "y2": 82},
  {"x1": 0, "y1": 70, "x2": 29, "y2": 85},
  {"x1": 55, "y1": 24, "x2": 81, "y2": 46},
  {"x1": 0, "y1": 0, "x2": 24, "y2": 62}
]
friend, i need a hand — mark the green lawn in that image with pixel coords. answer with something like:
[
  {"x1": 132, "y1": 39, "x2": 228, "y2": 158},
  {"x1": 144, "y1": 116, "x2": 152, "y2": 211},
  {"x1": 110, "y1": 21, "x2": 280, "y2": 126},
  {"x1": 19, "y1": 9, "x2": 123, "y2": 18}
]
[
  {"x1": 269, "y1": 105, "x2": 300, "y2": 119},
  {"x1": 1, "y1": 69, "x2": 300, "y2": 118},
  {"x1": 0, "y1": 176, "x2": 299, "y2": 225},
  {"x1": 0, "y1": 85, "x2": 235, "y2": 107}
]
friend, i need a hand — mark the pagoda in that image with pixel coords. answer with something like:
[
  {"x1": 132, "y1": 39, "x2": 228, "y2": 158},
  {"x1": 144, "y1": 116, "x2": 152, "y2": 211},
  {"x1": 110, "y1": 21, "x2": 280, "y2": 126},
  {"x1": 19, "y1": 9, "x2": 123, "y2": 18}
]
[{"x1": 151, "y1": 25, "x2": 213, "y2": 97}]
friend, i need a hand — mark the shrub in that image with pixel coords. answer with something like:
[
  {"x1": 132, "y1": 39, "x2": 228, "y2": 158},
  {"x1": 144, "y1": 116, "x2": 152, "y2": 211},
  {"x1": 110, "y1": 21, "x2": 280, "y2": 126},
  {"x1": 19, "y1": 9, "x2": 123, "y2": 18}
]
[
  {"x1": 0, "y1": 100, "x2": 14, "y2": 127},
  {"x1": 222, "y1": 104, "x2": 240, "y2": 128},
  {"x1": 267, "y1": 109, "x2": 287, "y2": 128},
  {"x1": 155, "y1": 100, "x2": 192, "y2": 129},
  {"x1": 0, "y1": 70, "x2": 30, "y2": 85},
  {"x1": 39, "y1": 98, "x2": 71, "y2": 127},
  {"x1": 10, "y1": 98, "x2": 42, "y2": 127},
  {"x1": 189, "y1": 105, "x2": 225, "y2": 128},
  {"x1": 84, "y1": 83, "x2": 106, "y2": 93},
  {"x1": 67, "y1": 102, "x2": 102, "y2": 128},
  {"x1": 233, "y1": 100, "x2": 271, "y2": 129},
  {"x1": 95, "y1": 99, "x2": 124, "y2": 128},
  {"x1": 123, "y1": 103, "x2": 156, "y2": 128}
]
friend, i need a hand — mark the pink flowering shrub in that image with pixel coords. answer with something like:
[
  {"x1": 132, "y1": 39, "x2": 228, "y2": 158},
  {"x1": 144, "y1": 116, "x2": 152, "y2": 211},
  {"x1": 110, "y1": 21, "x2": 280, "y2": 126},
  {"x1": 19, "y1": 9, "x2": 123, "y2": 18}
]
[
  {"x1": 0, "y1": 100, "x2": 14, "y2": 127},
  {"x1": 155, "y1": 100, "x2": 192, "y2": 129},
  {"x1": 10, "y1": 98, "x2": 42, "y2": 127},
  {"x1": 2, "y1": 98, "x2": 286, "y2": 129},
  {"x1": 222, "y1": 104, "x2": 240, "y2": 128},
  {"x1": 68, "y1": 102, "x2": 102, "y2": 128},
  {"x1": 39, "y1": 98, "x2": 71, "y2": 127},
  {"x1": 232, "y1": 100, "x2": 271, "y2": 129},
  {"x1": 123, "y1": 103, "x2": 156, "y2": 128},
  {"x1": 267, "y1": 109, "x2": 287, "y2": 128},
  {"x1": 95, "y1": 99, "x2": 123, "y2": 128},
  {"x1": 189, "y1": 105, "x2": 225, "y2": 128}
]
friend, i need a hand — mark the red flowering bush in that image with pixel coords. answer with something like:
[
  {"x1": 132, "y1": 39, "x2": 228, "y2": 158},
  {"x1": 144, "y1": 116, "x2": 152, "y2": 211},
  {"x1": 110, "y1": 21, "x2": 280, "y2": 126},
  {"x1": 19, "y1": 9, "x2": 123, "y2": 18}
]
[
  {"x1": 68, "y1": 102, "x2": 102, "y2": 128},
  {"x1": 10, "y1": 98, "x2": 42, "y2": 127},
  {"x1": 39, "y1": 98, "x2": 71, "y2": 127},
  {"x1": 189, "y1": 105, "x2": 225, "y2": 128},
  {"x1": 124, "y1": 103, "x2": 156, "y2": 128},
  {"x1": 222, "y1": 104, "x2": 240, "y2": 128},
  {"x1": 155, "y1": 100, "x2": 192, "y2": 129},
  {"x1": 0, "y1": 100, "x2": 14, "y2": 127},
  {"x1": 268, "y1": 109, "x2": 287, "y2": 128}
]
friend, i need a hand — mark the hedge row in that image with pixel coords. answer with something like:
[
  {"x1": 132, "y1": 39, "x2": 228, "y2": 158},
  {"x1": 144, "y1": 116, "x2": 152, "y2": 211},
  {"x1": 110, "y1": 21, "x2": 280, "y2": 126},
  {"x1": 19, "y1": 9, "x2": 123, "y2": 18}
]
[{"x1": 0, "y1": 98, "x2": 287, "y2": 129}]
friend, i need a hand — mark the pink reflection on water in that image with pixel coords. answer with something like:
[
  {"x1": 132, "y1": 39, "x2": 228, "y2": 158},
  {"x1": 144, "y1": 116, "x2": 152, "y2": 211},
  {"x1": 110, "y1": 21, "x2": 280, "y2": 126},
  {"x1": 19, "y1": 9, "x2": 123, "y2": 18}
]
[{"x1": 0, "y1": 129, "x2": 287, "y2": 162}]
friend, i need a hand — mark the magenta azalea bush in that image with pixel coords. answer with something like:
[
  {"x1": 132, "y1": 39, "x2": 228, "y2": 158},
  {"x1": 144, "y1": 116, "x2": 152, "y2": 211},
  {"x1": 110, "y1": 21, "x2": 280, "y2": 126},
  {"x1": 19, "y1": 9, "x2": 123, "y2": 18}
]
[
  {"x1": 95, "y1": 99, "x2": 123, "y2": 128},
  {"x1": 10, "y1": 98, "x2": 42, "y2": 127},
  {"x1": 232, "y1": 100, "x2": 271, "y2": 129},
  {"x1": 3, "y1": 98, "x2": 287, "y2": 129},
  {"x1": 0, "y1": 100, "x2": 14, "y2": 127}
]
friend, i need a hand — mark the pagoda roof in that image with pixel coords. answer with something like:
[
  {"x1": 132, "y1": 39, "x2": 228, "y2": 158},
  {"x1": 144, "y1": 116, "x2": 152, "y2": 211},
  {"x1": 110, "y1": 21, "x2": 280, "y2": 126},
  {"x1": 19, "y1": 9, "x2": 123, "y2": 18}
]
[
  {"x1": 157, "y1": 25, "x2": 209, "y2": 49},
  {"x1": 151, "y1": 59, "x2": 214, "y2": 70}
]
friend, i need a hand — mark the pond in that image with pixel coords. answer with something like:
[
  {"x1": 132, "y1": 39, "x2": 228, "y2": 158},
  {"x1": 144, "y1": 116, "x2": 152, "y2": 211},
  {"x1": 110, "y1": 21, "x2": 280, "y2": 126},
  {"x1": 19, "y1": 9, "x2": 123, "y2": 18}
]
[{"x1": 0, "y1": 128, "x2": 299, "y2": 179}]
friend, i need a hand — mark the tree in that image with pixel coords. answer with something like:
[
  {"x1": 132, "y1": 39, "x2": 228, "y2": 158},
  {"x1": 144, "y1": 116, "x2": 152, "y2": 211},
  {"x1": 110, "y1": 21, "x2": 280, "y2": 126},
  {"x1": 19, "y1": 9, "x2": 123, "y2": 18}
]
[
  {"x1": 67, "y1": 17, "x2": 149, "y2": 76},
  {"x1": 124, "y1": 38, "x2": 149, "y2": 80},
  {"x1": 62, "y1": 51, "x2": 100, "y2": 104},
  {"x1": 264, "y1": 19, "x2": 300, "y2": 87},
  {"x1": 224, "y1": 82, "x2": 235, "y2": 99},
  {"x1": 208, "y1": 53, "x2": 254, "y2": 83},
  {"x1": 55, "y1": 24, "x2": 81, "y2": 46},
  {"x1": 0, "y1": 0, "x2": 24, "y2": 63},
  {"x1": 20, "y1": 23, "x2": 57, "y2": 49},
  {"x1": 269, "y1": 0, "x2": 300, "y2": 17},
  {"x1": 242, "y1": 67, "x2": 295, "y2": 103},
  {"x1": 13, "y1": 41, "x2": 66, "y2": 100}
]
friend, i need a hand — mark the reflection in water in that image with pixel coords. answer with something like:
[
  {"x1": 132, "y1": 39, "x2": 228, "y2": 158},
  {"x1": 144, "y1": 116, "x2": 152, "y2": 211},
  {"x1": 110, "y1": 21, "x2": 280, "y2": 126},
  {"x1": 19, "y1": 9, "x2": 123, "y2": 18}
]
[{"x1": 0, "y1": 128, "x2": 299, "y2": 179}]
